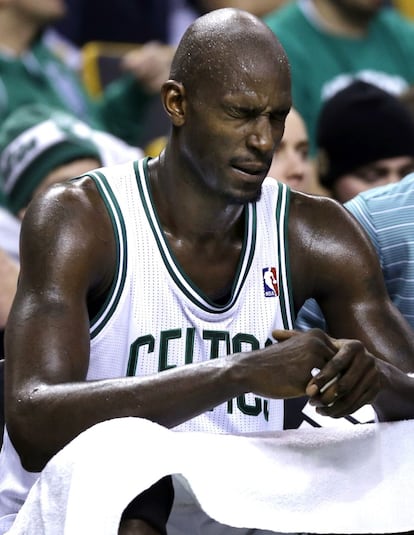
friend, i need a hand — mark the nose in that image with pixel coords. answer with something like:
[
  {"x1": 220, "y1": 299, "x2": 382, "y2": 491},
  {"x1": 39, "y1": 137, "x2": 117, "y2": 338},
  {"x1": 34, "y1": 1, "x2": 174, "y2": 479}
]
[
  {"x1": 247, "y1": 115, "x2": 275, "y2": 154},
  {"x1": 286, "y1": 148, "x2": 306, "y2": 178}
]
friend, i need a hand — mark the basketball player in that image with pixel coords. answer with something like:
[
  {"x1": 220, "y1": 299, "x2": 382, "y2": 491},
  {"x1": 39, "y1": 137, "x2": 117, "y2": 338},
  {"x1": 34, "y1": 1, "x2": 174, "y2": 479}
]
[{"x1": 2, "y1": 8, "x2": 414, "y2": 535}]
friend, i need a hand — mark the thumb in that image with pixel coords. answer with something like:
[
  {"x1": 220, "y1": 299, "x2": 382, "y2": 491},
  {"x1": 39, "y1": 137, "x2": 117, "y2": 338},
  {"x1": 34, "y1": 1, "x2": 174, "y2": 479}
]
[{"x1": 272, "y1": 329, "x2": 299, "y2": 342}]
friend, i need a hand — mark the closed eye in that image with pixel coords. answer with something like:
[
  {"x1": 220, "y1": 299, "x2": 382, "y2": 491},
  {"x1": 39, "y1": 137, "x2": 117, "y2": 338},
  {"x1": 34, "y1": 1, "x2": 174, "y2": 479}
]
[
  {"x1": 227, "y1": 106, "x2": 257, "y2": 119},
  {"x1": 269, "y1": 111, "x2": 289, "y2": 124}
]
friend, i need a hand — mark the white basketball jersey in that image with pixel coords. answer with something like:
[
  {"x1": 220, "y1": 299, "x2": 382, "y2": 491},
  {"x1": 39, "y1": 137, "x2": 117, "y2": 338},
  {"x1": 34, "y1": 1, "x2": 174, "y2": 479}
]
[
  {"x1": 87, "y1": 158, "x2": 294, "y2": 433},
  {"x1": 0, "y1": 158, "x2": 294, "y2": 531}
]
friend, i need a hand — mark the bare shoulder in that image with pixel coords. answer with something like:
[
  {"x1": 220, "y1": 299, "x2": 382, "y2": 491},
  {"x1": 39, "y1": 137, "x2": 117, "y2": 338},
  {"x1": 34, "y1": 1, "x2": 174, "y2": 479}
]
[
  {"x1": 22, "y1": 174, "x2": 108, "y2": 233},
  {"x1": 288, "y1": 190, "x2": 380, "y2": 307},
  {"x1": 288, "y1": 190, "x2": 372, "y2": 250},
  {"x1": 19, "y1": 175, "x2": 116, "y2": 298}
]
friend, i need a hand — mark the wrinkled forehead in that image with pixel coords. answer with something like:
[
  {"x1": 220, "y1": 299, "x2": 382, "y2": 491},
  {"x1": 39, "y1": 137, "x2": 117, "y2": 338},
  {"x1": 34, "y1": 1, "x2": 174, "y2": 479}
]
[
  {"x1": 224, "y1": 45, "x2": 289, "y2": 85},
  {"x1": 202, "y1": 45, "x2": 291, "y2": 111}
]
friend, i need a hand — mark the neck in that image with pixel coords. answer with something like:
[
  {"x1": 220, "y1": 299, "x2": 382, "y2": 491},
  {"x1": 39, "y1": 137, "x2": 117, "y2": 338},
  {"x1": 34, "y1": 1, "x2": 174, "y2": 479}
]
[
  {"x1": 149, "y1": 147, "x2": 245, "y2": 243},
  {"x1": 0, "y1": 10, "x2": 41, "y2": 55},
  {"x1": 312, "y1": 0, "x2": 373, "y2": 37}
]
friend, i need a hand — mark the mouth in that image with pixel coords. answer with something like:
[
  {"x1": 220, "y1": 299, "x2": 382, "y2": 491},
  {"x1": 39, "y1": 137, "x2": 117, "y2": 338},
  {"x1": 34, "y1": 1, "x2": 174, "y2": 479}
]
[{"x1": 231, "y1": 162, "x2": 269, "y2": 179}]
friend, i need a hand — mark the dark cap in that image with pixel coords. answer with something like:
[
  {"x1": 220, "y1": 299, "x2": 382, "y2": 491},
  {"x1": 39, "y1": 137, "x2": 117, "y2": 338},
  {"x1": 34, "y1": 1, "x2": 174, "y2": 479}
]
[
  {"x1": 0, "y1": 104, "x2": 101, "y2": 214},
  {"x1": 317, "y1": 80, "x2": 414, "y2": 188}
]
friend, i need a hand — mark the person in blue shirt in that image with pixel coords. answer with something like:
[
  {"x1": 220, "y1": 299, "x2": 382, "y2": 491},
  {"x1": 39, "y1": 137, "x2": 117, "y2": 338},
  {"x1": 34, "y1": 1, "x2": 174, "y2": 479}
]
[{"x1": 296, "y1": 173, "x2": 414, "y2": 332}]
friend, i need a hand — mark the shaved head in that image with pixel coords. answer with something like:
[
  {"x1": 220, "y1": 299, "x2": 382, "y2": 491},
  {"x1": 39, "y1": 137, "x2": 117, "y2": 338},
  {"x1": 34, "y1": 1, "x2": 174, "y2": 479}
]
[
  {"x1": 162, "y1": 8, "x2": 292, "y2": 206},
  {"x1": 170, "y1": 8, "x2": 290, "y2": 96}
]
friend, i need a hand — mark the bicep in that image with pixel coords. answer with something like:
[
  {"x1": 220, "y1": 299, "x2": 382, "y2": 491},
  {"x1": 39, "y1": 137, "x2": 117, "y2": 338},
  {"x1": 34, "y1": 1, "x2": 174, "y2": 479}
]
[
  {"x1": 314, "y1": 211, "x2": 414, "y2": 367},
  {"x1": 5, "y1": 180, "x2": 115, "y2": 394}
]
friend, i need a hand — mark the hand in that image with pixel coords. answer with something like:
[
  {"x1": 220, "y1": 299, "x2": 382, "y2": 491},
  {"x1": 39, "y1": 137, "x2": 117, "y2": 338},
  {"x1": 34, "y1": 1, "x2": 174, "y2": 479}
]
[
  {"x1": 274, "y1": 330, "x2": 382, "y2": 418},
  {"x1": 122, "y1": 42, "x2": 176, "y2": 94},
  {"x1": 241, "y1": 328, "x2": 337, "y2": 399}
]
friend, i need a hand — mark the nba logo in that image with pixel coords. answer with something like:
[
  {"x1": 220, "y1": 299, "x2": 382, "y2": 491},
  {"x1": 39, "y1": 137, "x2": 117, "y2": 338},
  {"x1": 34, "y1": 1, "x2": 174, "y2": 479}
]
[{"x1": 263, "y1": 267, "x2": 279, "y2": 297}]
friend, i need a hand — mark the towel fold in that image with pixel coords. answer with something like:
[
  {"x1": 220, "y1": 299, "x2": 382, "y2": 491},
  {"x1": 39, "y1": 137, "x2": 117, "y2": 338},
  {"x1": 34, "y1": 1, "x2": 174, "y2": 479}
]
[{"x1": 7, "y1": 417, "x2": 414, "y2": 534}]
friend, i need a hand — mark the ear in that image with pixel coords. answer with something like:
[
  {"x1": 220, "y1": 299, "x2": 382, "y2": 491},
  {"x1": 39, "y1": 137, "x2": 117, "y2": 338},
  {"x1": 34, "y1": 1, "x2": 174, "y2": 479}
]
[{"x1": 161, "y1": 80, "x2": 186, "y2": 127}]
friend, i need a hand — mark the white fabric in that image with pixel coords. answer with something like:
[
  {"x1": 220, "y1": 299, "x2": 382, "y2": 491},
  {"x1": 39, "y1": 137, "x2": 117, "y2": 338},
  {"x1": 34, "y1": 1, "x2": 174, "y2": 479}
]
[
  {"x1": 0, "y1": 133, "x2": 141, "y2": 263},
  {"x1": 0, "y1": 207, "x2": 19, "y2": 261},
  {"x1": 0, "y1": 164, "x2": 294, "y2": 529},
  {"x1": 86, "y1": 163, "x2": 292, "y2": 435},
  {"x1": 91, "y1": 130, "x2": 142, "y2": 167},
  {"x1": 6, "y1": 416, "x2": 414, "y2": 534}
]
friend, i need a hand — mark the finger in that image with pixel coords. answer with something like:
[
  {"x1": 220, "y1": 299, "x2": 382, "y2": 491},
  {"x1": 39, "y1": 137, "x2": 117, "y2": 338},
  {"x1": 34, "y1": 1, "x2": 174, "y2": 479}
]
[
  {"x1": 319, "y1": 373, "x2": 341, "y2": 394},
  {"x1": 271, "y1": 329, "x2": 298, "y2": 342},
  {"x1": 306, "y1": 371, "x2": 340, "y2": 399},
  {"x1": 313, "y1": 346, "x2": 379, "y2": 416},
  {"x1": 308, "y1": 341, "x2": 356, "y2": 393},
  {"x1": 316, "y1": 385, "x2": 373, "y2": 418}
]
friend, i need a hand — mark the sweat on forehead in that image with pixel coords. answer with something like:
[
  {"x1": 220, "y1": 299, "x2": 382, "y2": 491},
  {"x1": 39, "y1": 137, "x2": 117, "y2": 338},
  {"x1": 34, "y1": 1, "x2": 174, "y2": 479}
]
[{"x1": 170, "y1": 8, "x2": 287, "y2": 86}]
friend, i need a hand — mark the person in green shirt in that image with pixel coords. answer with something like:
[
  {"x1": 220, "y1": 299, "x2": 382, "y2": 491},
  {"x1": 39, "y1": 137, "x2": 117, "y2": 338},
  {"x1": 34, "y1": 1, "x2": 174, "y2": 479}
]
[
  {"x1": 0, "y1": 0, "x2": 158, "y2": 146},
  {"x1": 263, "y1": 0, "x2": 414, "y2": 155}
]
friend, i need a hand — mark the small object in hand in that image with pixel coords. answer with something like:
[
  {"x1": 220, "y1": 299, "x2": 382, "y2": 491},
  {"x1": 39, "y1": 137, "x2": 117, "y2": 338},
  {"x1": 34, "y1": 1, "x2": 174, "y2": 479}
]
[{"x1": 311, "y1": 367, "x2": 340, "y2": 393}]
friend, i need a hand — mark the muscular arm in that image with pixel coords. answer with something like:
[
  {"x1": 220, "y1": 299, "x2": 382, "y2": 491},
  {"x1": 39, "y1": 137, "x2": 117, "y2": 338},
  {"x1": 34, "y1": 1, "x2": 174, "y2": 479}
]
[
  {"x1": 6, "y1": 179, "x2": 339, "y2": 472},
  {"x1": 289, "y1": 192, "x2": 414, "y2": 420},
  {"x1": 3, "y1": 179, "x2": 234, "y2": 470}
]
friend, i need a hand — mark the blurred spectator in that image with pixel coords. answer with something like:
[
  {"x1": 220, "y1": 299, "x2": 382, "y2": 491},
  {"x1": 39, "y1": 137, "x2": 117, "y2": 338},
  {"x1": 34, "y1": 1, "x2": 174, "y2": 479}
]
[
  {"x1": 316, "y1": 80, "x2": 414, "y2": 203},
  {"x1": 0, "y1": 0, "x2": 159, "y2": 146},
  {"x1": 55, "y1": 1, "x2": 201, "y2": 148},
  {"x1": 345, "y1": 173, "x2": 414, "y2": 327},
  {"x1": 267, "y1": 107, "x2": 315, "y2": 193},
  {"x1": 295, "y1": 82, "x2": 414, "y2": 334},
  {"x1": 0, "y1": 104, "x2": 143, "y2": 353},
  {"x1": 264, "y1": 0, "x2": 414, "y2": 154}
]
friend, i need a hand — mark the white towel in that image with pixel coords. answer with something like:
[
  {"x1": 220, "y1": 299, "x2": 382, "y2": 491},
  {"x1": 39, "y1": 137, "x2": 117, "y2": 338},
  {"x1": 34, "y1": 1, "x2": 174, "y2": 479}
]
[{"x1": 7, "y1": 417, "x2": 414, "y2": 534}]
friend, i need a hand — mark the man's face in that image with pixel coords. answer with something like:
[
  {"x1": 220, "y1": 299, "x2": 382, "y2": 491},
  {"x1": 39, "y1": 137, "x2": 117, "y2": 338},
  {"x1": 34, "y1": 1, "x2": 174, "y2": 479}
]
[
  {"x1": 13, "y1": 0, "x2": 66, "y2": 24},
  {"x1": 332, "y1": 155, "x2": 414, "y2": 203},
  {"x1": 268, "y1": 108, "x2": 313, "y2": 193},
  {"x1": 179, "y1": 53, "x2": 292, "y2": 205}
]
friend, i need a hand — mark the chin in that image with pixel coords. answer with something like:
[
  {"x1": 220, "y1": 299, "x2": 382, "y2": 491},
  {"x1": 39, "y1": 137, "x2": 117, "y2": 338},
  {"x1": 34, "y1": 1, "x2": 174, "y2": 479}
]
[{"x1": 224, "y1": 187, "x2": 262, "y2": 205}]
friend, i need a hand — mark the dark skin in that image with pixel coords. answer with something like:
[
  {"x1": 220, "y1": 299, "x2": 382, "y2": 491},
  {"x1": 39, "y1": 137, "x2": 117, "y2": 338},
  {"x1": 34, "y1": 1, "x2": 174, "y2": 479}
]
[{"x1": 4, "y1": 8, "x2": 414, "y2": 534}]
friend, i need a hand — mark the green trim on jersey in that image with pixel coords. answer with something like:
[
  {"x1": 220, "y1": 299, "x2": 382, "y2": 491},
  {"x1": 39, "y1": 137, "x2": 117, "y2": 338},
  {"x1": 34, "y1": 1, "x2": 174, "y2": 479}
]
[
  {"x1": 88, "y1": 170, "x2": 128, "y2": 338},
  {"x1": 134, "y1": 158, "x2": 257, "y2": 314},
  {"x1": 275, "y1": 182, "x2": 294, "y2": 329}
]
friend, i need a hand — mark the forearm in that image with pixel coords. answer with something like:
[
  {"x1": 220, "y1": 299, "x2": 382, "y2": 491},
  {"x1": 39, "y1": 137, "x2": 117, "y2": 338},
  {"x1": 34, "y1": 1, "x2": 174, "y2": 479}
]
[
  {"x1": 8, "y1": 355, "x2": 245, "y2": 472},
  {"x1": 373, "y1": 365, "x2": 414, "y2": 422}
]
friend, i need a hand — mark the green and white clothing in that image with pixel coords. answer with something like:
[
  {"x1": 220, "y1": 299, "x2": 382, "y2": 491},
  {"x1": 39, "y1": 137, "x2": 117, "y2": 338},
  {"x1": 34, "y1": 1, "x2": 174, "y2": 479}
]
[
  {"x1": 263, "y1": 0, "x2": 414, "y2": 153},
  {"x1": 0, "y1": 159, "x2": 295, "y2": 532},
  {"x1": 88, "y1": 158, "x2": 293, "y2": 433},
  {"x1": 0, "y1": 31, "x2": 152, "y2": 145}
]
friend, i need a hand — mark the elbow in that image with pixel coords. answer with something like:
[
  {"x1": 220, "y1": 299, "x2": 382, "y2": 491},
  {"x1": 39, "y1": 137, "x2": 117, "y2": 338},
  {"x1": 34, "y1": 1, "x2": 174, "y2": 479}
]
[{"x1": 6, "y1": 391, "x2": 55, "y2": 472}]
